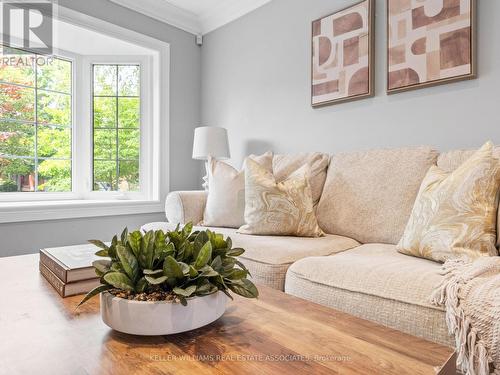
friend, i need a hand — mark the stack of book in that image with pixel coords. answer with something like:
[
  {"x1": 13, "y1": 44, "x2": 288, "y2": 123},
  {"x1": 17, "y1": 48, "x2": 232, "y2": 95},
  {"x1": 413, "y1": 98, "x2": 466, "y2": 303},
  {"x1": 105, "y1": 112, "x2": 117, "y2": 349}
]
[{"x1": 39, "y1": 244, "x2": 103, "y2": 298}]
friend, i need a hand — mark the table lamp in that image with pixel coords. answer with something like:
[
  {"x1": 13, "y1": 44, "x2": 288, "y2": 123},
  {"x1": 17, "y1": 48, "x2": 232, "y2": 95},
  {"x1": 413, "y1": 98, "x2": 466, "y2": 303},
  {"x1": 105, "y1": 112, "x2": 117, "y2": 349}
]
[{"x1": 192, "y1": 126, "x2": 230, "y2": 190}]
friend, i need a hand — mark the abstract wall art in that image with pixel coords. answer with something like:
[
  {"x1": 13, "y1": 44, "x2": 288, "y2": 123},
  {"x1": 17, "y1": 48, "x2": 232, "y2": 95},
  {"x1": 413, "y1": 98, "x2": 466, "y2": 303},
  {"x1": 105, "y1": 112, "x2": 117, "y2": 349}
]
[
  {"x1": 311, "y1": 0, "x2": 374, "y2": 107},
  {"x1": 387, "y1": 0, "x2": 476, "y2": 93}
]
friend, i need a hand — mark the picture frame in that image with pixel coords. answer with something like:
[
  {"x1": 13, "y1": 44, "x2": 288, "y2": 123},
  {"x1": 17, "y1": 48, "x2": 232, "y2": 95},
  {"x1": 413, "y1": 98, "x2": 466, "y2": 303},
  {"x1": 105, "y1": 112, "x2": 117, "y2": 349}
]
[
  {"x1": 387, "y1": 0, "x2": 477, "y2": 94},
  {"x1": 311, "y1": 0, "x2": 375, "y2": 107}
]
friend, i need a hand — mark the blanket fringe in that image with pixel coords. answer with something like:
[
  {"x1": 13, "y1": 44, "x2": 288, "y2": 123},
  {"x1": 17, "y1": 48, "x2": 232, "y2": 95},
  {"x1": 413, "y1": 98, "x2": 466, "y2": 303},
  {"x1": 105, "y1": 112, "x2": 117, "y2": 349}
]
[{"x1": 431, "y1": 258, "x2": 494, "y2": 375}]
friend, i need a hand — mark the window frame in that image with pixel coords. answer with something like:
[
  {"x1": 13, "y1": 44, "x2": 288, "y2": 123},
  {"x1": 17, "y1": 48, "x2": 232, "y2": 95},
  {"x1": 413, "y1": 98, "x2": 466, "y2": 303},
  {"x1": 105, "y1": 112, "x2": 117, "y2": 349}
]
[
  {"x1": 0, "y1": 54, "x2": 154, "y2": 202},
  {"x1": 0, "y1": 5, "x2": 169, "y2": 223},
  {"x1": 0, "y1": 47, "x2": 77, "y2": 202},
  {"x1": 82, "y1": 55, "x2": 154, "y2": 201}
]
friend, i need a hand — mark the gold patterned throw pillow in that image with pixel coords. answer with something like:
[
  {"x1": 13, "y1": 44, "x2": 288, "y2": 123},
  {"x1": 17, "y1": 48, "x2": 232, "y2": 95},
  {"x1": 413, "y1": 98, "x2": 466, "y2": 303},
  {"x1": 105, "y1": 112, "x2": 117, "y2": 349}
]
[
  {"x1": 397, "y1": 142, "x2": 500, "y2": 262},
  {"x1": 238, "y1": 159, "x2": 324, "y2": 237}
]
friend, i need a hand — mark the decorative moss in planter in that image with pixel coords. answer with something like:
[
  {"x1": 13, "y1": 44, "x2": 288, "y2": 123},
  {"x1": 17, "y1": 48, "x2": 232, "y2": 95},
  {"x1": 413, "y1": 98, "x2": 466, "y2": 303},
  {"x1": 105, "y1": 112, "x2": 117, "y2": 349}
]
[{"x1": 79, "y1": 223, "x2": 258, "y2": 335}]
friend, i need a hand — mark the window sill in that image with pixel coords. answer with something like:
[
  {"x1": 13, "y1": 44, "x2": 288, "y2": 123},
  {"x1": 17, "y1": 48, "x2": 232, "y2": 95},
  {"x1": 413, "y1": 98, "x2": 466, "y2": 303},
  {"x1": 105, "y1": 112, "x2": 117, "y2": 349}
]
[{"x1": 0, "y1": 199, "x2": 165, "y2": 224}]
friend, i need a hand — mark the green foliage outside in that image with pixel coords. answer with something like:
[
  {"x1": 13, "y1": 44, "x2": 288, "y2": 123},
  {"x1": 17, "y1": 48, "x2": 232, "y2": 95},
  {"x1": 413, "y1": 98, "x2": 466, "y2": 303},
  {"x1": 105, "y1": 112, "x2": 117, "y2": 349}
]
[{"x1": 0, "y1": 48, "x2": 140, "y2": 193}]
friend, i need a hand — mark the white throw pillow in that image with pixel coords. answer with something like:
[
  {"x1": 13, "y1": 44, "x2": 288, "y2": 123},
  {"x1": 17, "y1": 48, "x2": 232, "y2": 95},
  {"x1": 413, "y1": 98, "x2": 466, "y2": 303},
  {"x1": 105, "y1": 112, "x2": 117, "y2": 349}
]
[{"x1": 202, "y1": 152, "x2": 273, "y2": 228}]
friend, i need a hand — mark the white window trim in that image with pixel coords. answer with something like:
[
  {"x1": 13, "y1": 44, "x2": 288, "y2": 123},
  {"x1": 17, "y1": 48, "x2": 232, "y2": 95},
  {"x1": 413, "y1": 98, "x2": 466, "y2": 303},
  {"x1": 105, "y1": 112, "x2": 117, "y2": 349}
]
[
  {"x1": 0, "y1": 5, "x2": 170, "y2": 223},
  {"x1": 80, "y1": 55, "x2": 154, "y2": 201}
]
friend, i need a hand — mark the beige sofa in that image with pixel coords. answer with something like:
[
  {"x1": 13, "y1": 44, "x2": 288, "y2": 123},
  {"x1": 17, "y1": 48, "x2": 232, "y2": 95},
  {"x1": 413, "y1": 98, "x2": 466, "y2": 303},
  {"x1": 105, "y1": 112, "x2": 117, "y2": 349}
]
[{"x1": 142, "y1": 146, "x2": 500, "y2": 348}]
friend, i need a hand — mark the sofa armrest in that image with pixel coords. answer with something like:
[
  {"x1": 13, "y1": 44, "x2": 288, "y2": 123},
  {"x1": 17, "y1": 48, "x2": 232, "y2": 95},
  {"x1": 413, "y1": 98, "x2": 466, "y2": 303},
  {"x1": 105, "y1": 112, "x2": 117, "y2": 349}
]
[{"x1": 165, "y1": 190, "x2": 208, "y2": 225}]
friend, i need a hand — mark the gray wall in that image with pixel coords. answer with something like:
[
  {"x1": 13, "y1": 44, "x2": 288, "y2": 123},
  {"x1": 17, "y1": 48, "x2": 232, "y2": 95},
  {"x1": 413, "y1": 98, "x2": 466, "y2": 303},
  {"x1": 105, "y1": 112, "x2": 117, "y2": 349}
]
[
  {"x1": 59, "y1": 0, "x2": 202, "y2": 191},
  {"x1": 0, "y1": 0, "x2": 201, "y2": 256},
  {"x1": 201, "y1": 0, "x2": 500, "y2": 167},
  {"x1": 1, "y1": 213, "x2": 164, "y2": 257}
]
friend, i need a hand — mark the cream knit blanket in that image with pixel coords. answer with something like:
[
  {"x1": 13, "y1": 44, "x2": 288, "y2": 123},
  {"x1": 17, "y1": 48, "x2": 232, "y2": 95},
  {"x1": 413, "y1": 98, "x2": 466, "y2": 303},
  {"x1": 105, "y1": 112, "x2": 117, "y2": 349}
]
[{"x1": 431, "y1": 257, "x2": 500, "y2": 375}]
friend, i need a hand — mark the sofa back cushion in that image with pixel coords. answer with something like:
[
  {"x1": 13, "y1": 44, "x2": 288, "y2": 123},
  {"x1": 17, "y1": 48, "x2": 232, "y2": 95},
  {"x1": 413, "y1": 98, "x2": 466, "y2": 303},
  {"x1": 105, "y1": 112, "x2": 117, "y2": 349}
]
[
  {"x1": 273, "y1": 153, "x2": 330, "y2": 206},
  {"x1": 438, "y1": 146, "x2": 500, "y2": 248},
  {"x1": 317, "y1": 146, "x2": 438, "y2": 244}
]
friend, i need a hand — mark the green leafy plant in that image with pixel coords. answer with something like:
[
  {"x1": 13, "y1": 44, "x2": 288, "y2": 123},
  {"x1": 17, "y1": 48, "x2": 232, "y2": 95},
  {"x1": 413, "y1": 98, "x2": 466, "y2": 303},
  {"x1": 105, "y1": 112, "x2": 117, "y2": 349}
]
[{"x1": 78, "y1": 223, "x2": 258, "y2": 306}]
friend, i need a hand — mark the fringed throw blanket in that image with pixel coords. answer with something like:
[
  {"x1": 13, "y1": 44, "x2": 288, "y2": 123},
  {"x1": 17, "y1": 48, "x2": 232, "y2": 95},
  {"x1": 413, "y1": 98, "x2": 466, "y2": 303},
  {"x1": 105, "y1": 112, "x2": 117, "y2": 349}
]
[{"x1": 431, "y1": 257, "x2": 500, "y2": 375}]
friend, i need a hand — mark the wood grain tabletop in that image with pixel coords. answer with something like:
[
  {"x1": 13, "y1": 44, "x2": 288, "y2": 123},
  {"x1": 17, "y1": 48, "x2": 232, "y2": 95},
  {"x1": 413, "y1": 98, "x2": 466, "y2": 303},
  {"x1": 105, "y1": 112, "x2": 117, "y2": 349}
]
[{"x1": 0, "y1": 254, "x2": 455, "y2": 375}]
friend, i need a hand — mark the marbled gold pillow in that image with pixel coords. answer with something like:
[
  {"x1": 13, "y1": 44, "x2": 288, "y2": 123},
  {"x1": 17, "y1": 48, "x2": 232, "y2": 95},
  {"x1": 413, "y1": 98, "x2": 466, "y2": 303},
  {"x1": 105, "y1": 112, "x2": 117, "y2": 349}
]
[
  {"x1": 397, "y1": 142, "x2": 500, "y2": 262},
  {"x1": 238, "y1": 159, "x2": 324, "y2": 237}
]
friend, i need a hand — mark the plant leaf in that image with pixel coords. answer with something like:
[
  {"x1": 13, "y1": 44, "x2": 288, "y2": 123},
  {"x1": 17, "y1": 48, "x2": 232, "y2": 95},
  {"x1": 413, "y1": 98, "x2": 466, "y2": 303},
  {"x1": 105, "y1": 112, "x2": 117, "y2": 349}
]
[
  {"x1": 222, "y1": 257, "x2": 236, "y2": 273},
  {"x1": 211, "y1": 255, "x2": 222, "y2": 271},
  {"x1": 193, "y1": 231, "x2": 209, "y2": 260},
  {"x1": 88, "y1": 240, "x2": 108, "y2": 250},
  {"x1": 179, "y1": 262, "x2": 190, "y2": 276},
  {"x1": 116, "y1": 244, "x2": 139, "y2": 282},
  {"x1": 153, "y1": 231, "x2": 168, "y2": 261},
  {"x1": 212, "y1": 233, "x2": 226, "y2": 249},
  {"x1": 188, "y1": 265, "x2": 198, "y2": 277},
  {"x1": 103, "y1": 272, "x2": 135, "y2": 291},
  {"x1": 77, "y1": 284, "x2": 114, "y2": 307},
  {"x1": 93, "y1": 260, "x2": 111, "y2": 274},
  {"x1": 95, "y1": 249, "x2": 109, "y2": 257},
  {"x1": 139, "y1": 230, "x2": 155, "y2": 269},
  {"x1": 173, "y1": 285, "x2": 196, "y2": 297},
  {"x1": 235, "y1": 260, "x2": 251, "y2": 276},
  {"x1": 200, "y1": 265, "x2": 219, "y2": 277},
  {"x1": 182, "y1": 222, "x2": 193, "y2": 237},
  {"x1": 226, "y1": 269, "x2": 248, "y2": 280},
  {"x1": 143, "y1": 269, "x2": 163, "y2": 276},
  {"x1": 196, "y1": 282, "x2": 218, "y2": 296},
  {"x1": 121, "y1": 227, "x2": 129, "y2": 245},
  {"x1": 220, "y1": 287, "x2": 234, "y2": 300},
  {"x1": 226, "y1": 248, "x2": 245, "y2": 257},
  {"x1": 128, "y1": 231, "x2": 142, "y2": 258},
  {"x1": 145, "y1": 275, "x2": 168, "y2": 285},
  {"x1": 136, "y1": 277, "x2": 148, "y2": 293},
  {"x1": 110, "y1": 262, "x2": 124, "y2": 272},
  {"x1": 227, "y1": 279, "x2": 259, "y2": 298},
  {"x1": 163, "y1": 256, "x2": 184, "y2": 279},
  {"x1": 179, "y1": 296, "x2": 188, "y2": 306},
  {"x1": 194, "y1": 241, "x2": 212, "y2": 270}
]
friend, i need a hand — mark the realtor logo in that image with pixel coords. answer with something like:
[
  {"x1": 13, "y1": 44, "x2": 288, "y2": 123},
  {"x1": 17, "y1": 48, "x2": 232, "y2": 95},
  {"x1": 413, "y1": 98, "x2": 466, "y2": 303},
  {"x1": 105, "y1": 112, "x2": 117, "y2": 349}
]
[{"x1": 2, "y1": 1, "x2": 53, "y2": 54}]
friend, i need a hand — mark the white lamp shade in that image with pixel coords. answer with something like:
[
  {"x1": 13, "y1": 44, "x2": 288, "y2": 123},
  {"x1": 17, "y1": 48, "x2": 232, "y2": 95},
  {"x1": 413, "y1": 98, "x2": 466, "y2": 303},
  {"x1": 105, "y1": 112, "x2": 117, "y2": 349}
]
[{"x1": 192, "y1": 127, "x2": 230, "y2": 160}]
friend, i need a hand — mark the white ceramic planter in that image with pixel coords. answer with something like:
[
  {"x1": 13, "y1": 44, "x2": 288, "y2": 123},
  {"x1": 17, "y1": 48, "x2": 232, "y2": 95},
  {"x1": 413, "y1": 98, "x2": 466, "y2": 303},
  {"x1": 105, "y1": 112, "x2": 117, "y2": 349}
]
[{"x1": 100, "y1": 291, "x2": 229, "y2": 335}]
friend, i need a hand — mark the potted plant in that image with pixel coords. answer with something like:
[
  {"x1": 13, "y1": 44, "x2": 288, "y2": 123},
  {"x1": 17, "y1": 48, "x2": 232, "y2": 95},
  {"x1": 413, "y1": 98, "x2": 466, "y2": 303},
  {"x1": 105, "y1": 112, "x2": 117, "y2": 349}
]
[{"x1": 79, "y1": 223, "x2": 258, "y2": 335}]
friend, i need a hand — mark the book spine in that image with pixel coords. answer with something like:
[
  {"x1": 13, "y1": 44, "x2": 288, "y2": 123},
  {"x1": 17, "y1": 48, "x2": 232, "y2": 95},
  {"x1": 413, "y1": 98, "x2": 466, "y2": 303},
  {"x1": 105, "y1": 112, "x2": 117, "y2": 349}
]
[
  {"x1": 40, "y1": 251, "x2": 67, "y2": 283},
  {"x1": 39, "y1": 262, "x2": 66, "y2": 298}
]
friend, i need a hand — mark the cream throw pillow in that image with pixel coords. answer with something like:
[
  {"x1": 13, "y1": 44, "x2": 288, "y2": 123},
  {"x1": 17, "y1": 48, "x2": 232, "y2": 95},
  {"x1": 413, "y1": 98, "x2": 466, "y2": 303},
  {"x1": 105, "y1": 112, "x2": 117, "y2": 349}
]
[
  {"x1": 272, "y1": 153, "x2": 330, "y2": 206},
  {"x1": 238, "y1": 158, "x2": 324, "y2": 237},
  {"x1": 397, "y1": 142, "x2": 500, "y2": 262},
  {"x1": 202, "y1": 152, "x2": 273, "y2": 228}
]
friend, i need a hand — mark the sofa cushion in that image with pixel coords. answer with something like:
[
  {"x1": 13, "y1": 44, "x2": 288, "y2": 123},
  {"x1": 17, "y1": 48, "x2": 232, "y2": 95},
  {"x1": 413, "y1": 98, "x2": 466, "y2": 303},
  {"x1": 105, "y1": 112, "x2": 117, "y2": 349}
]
[
  {"x1": 285, "y1": 244, "x2": 453, "y2": 346},
  {"x1": 141, "y1": 222, "x2": 359, "y2": 291},
  {"x1": 273, "y1": 152, "x2": 330, "y2": 206},
  {"x1": 398, "y1": 142, "x2": 500, "y2": 262},
  {"x1": 316, "y1": 146, "x2": 438, "y2": 244},
  {"x1": 438, "y1": 146, "x2": 500, "y2": 248},
  {"x1": 238, "y1": 159, "x2": 324, "y2": 237}
]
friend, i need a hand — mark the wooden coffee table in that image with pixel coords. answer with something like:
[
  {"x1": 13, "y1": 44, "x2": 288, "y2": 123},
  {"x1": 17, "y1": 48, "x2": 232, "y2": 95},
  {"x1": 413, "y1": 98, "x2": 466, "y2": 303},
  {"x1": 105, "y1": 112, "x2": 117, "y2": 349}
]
[{"x1": 0, "y1": 255, "x2": 455, "y2": 374}]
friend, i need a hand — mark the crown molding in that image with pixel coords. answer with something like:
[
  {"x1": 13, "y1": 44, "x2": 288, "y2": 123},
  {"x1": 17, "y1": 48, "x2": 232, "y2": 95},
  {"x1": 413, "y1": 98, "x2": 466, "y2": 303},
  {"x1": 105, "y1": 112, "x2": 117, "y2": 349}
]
[
  {"x1": 109, "y1": 0, "x2": 272, "y2": 36},
  {"x1": 199, "y1": 0, "x2": 271, "y2": 34},
  {"x1": 109, "y1": 0, "x2": 201, "y2": 35}
]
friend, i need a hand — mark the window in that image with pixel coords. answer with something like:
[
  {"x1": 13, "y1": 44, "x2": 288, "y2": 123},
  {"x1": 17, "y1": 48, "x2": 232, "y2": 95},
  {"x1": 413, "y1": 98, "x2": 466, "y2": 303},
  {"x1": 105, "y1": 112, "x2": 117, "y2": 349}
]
[
  {"x1": 92, "y1": 64, "x2": 140, "y2": 192},
  {"x1": 0, "y1": 46, "x2": 72, "y2": 192},
  {"x1": 0, "y1": 7, "x2": 168, "y2": 224}
]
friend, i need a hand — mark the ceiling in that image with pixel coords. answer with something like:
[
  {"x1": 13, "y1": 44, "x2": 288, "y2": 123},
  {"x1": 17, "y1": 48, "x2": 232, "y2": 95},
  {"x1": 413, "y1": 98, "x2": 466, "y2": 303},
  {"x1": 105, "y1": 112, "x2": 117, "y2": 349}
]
[{"x1": 109, "y1": 0, "x2": 272, "y2": 35}]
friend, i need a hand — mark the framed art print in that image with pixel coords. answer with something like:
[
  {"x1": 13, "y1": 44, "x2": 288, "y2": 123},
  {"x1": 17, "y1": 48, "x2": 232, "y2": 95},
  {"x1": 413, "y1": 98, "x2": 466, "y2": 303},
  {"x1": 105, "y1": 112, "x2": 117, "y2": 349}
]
[
  {"x1": 311, "y1": 0, "x2": 374, "y2": 107},
  {"x1": 387, "y1": 0, "x2": 476, "y2": 94}
]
